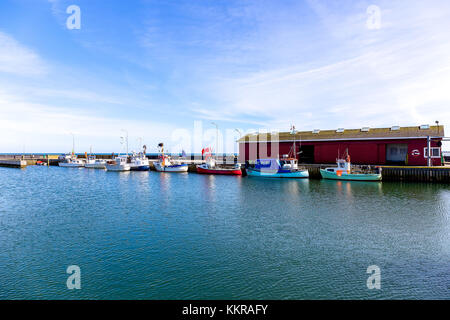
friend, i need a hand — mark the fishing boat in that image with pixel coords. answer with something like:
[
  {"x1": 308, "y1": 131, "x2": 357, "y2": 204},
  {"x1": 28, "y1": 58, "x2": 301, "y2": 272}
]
[
  {"x1": 59, "y1": 135, "x2": 85, "y2": 167},
  {"x1": 58, "y1": 154, "x2": 85, "y2": 167},
  {"x1": 105, "y1": 156, "x2": 130, "y2": 172},
  {"x1": 246, "y1": 158, "x2": 309, "y2": 178},
  {"x1": 154, "y1": 143, "x2": 188, "y2": 172},
  {"x1": 320, "y1": 154, "x2": 382, "y2": 181},
  {"x1": 84, "y1": 155, "x2": 107, "y2": 169},
  {"x1": 130, "y1": 155, "x2": 150, "y2": 171},
  {"x1": 246, "y1": 126, "x2": 309, "y2": 178},
  {"x1": 196, "y1": 148, "x2": 242, "y2": 175},
  {"x1": 129, "y1": 146, "x2": 150, "y2": 171}
]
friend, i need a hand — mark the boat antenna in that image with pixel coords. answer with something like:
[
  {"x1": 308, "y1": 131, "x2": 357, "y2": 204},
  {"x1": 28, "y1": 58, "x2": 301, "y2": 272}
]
[
  {"x1": 290, "y1": 124, "x2": 297, "y2": 159},
  {"x1": 121, "y1": 129, "x2": 129, "y2": 155}
]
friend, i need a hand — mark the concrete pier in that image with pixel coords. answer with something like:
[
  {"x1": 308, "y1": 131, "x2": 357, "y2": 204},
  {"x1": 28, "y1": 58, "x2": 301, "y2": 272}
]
[{"x1": 0, "y1": 160, "x2": 27, "y2": 168}]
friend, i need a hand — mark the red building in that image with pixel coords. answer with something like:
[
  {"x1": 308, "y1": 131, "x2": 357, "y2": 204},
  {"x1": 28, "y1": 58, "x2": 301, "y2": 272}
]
[{"x1": 238, "y1": 125, "x2": 445, "y2": 166}]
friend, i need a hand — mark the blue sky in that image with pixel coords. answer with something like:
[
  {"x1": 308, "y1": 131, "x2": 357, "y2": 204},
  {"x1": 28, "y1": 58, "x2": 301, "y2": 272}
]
[{"x1": 1, "y1": 0, "x2": 450, "y2": 153}]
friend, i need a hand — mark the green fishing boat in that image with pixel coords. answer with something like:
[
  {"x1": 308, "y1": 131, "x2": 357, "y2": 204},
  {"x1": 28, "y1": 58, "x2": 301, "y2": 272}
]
[{"x1": 320, "y1": 156, "x2": 382, "y2": 181}]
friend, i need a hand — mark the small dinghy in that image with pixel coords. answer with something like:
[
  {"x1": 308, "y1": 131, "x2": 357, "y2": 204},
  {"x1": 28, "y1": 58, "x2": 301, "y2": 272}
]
[{"x1": 320, "y1": 154, "x2": 382, "y2": 181}]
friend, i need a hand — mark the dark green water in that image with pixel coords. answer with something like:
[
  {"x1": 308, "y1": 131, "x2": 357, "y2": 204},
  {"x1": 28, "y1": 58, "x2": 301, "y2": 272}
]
[{"x1": 0, "y1": 166, "x2": 449, "y2": 299}]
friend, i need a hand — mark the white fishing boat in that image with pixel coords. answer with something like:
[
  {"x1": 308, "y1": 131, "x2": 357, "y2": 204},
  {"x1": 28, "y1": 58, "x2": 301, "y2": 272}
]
[
  {"x1": 84, "y1": 156, "x2": 106, "y2": 169},
  {"x1": 320, "y1": 154, "x2": 382, "y2": 181},
  {"x1": 154, "y1": 143, "x2": 188, "y2": 172},
  {"x1": 129, "y1": 146, "x2": 150, "y2": 171},
  {"x1": 58, "y1": 135, "x2": 85, "y2": 167},
  {"x1": 58, "y1": 154, "x2": 85, "y2": 168},
  {"x1": 105, "y1": 156, "x2": 130, "y2": 172}
]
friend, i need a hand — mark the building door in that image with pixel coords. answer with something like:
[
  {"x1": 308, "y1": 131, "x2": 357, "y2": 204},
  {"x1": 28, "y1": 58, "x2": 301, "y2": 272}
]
[
  {"x1": 386, "y1": 144, "x2": 408, "y2": 164},
  {"x1": 299, "y1": 146, "x2": 314, "y2": 163}
]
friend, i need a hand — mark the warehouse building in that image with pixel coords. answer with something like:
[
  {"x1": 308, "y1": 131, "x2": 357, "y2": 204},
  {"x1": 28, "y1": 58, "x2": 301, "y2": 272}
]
[{"x1": 238, "y1": 125, "x2": 445, "y2": 166}]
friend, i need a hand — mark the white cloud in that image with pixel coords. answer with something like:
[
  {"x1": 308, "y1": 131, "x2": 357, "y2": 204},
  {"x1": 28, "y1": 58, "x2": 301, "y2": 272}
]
[
  {"x1": 0, "y1": 89, "x2": 179, "y2": 153},
  {"x1": 0, "y1": 31, "x2": 47, "y2": 76},
  {"x1": 190, "y1": 0, "x2": 450, "y2": 135}
]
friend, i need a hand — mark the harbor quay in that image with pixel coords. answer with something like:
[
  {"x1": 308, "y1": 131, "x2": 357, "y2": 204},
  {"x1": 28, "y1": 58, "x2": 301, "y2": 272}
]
[
  {"x1": 1, "y1": 153, "x2": 450, "y2": 182},
  {"x1": 1, "y1": 124, "x2": 449, "y2": 182}
]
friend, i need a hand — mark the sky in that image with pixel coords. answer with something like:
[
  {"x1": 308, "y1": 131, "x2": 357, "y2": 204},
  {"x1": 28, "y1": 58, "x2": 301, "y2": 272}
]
[{"x1": 1, "y1": 0, "x2": 450, "y2": 153}]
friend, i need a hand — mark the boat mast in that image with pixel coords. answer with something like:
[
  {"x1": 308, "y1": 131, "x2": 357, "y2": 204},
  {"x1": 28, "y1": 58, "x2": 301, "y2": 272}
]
[
  {"x1": 121, "y1": 129, "x2": 129, "y2": 155},
  {"x1": 211, "y1": 122, "x2": 218, "y2": 159},
  {"x1": 290, "y1": 124, "x2": 296, "y2": 159},
  {"x1": 70, "y1": 132, "x2": 75, "y2": 156},
  {"x1": 138, "y1": 137, "x2": 143, "y2": 157}
]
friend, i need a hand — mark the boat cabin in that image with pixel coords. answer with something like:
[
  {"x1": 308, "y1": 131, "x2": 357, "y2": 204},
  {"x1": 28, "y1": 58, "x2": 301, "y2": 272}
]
[
  {"x1": 325, "y1": 159, "x2": 351, "y2": 174},
  {"x1": 280, "y1": 157, "x2": 298, "y2": 170},
  {"x1": 113, "y1": 156, "x2": 128, "y2": 165}
]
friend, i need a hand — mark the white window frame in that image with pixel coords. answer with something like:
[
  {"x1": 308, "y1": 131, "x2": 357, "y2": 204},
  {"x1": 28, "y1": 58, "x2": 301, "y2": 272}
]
[{"x1": 423, "y1": 147, "x2": 441, "y2": 158}]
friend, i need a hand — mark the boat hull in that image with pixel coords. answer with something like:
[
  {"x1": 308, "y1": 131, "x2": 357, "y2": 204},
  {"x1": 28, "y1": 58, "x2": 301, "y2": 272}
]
[
  {"x1": 130, "y1": 165, "x2": 150, "y2": 171},
  {"x1": 154, "y1": 162, "x2": 188, "y2": 172},
  {"x1": 246, "y1": 168, "x2": 309, "y2": 178},
  {"x1": 85, "y1": 163, "x2": 106, "y2": 169},
  {"x1": 59, "y1": 163, "x2": 84, "y2": 168},
  {"x1": 196, "y1": 165, "x2": 242, "y2": 175},
  {"x1": 106, "y1": 165, "x2": 131, "y2": 172},
  {"x1": 320, "y1": 169, "x2": 381, "y2": 181}
]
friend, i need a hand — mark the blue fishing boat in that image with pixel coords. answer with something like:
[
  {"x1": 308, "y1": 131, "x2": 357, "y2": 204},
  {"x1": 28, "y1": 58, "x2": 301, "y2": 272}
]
[{"x1": 246, "y1": 158, "x2": 309, "y2": 178}]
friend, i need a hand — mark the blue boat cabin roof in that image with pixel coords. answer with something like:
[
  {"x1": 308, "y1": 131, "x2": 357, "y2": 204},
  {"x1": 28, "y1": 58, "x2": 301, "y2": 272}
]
[{"x1": 255, "y1": 159, "x2": 281, "y2": 169}]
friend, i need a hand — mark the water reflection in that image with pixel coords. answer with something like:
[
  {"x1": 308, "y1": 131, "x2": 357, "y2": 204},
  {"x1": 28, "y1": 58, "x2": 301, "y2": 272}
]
[
  {"x1": 1, "y1": 166, "x2": 449, "y2": 300},
  {"x1": 320, "y1": 179, "x2": 382, "y2": 201},
  {"x1": 201, "y1": 175, "x2": 217, "y2": 202}
]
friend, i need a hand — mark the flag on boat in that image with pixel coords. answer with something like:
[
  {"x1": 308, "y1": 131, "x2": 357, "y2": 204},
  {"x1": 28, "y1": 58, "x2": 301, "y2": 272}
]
[{"x1": 202, "y1": 147, "x2": 212, "y2": 159}]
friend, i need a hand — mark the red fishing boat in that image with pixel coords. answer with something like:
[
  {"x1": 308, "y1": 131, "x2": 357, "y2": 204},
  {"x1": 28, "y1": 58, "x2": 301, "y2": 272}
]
[{"x1": 196, "y1": 147, "x2": 242, "y2": 175}]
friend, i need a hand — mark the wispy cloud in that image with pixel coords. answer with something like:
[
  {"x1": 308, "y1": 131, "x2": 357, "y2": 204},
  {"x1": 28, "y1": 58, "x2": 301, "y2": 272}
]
[
  {"x1": 1, "y1": 1, "x2": 450, "y2": 152},
  {"x1": 0, "y1": 88, "x2": 178, "y2": 153},
  {"x1": 0, "y1": 31, "x2": 47, "y2": 76},
  {"x1": 182, "y1": 0, "x2": 450, "y2": 132}
]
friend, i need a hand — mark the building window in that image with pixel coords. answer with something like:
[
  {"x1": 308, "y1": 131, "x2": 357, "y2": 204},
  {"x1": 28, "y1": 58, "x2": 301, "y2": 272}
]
[{"x1": 424, "y1": 147, "x2": 441, "y2": 158}]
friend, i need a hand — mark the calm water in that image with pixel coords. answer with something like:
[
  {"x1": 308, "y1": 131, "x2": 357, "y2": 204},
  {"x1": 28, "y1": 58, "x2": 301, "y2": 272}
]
[{"x1": 0, "y1": 166, "x2": 449, "y2": 299}]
